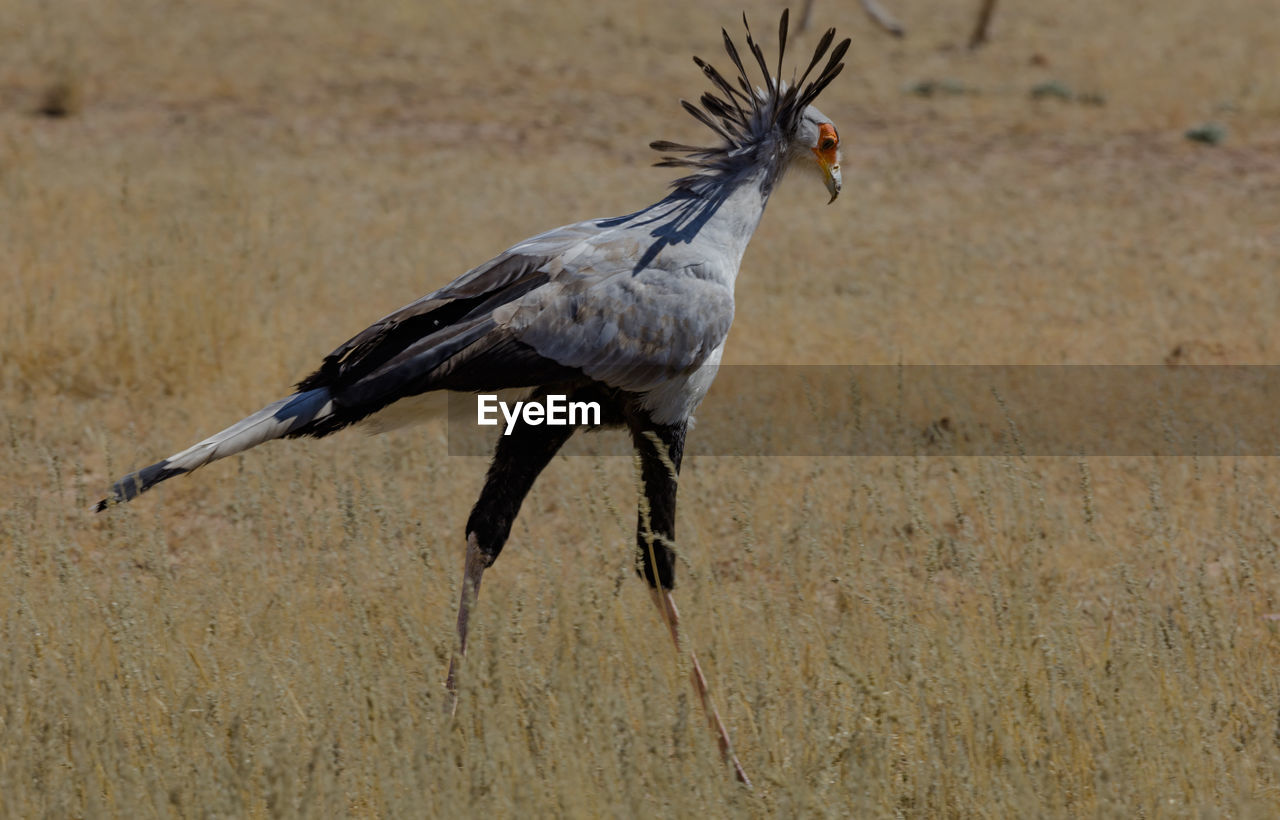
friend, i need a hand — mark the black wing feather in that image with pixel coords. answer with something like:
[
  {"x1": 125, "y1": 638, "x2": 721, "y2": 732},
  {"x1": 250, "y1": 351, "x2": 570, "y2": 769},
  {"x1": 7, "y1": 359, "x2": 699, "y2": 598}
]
[{"x1": 298, "y1": 254, "x2": 551, "y2": 394}]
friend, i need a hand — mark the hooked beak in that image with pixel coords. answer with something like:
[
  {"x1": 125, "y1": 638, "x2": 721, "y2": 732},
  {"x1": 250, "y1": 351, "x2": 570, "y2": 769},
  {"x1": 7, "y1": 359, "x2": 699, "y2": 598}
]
[{"x1": 821, "y1": 157, "x2": 842, "y2": 204}]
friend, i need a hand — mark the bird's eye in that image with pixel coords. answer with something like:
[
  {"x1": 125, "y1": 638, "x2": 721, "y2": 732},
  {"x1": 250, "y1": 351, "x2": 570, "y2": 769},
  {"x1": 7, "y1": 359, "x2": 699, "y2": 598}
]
[{"x1": 815, "y1": 122, "x2": 840, "y2": 154}]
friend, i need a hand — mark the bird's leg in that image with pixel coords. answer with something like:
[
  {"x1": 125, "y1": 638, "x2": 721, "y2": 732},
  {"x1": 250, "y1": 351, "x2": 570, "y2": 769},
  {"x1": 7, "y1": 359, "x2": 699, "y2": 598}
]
[
  {"x1": 631, "y1": 420, "x2": 752, "y2": 788},
  {"x1": 444, "y1": 532, "x2": 488, "y2": 712},
  {"x1": 445, "y1": 391, "x2": 578, "y2": 713},
  {"x1": 650, "y1": 588, "x2": 751, "y2": 788}
]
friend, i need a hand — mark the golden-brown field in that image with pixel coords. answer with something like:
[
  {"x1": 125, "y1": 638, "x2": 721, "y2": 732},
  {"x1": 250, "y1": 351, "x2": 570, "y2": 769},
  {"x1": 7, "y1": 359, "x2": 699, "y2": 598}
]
[{"x1": 4, "y1": 0, "x2": 1280, "y2": 815}]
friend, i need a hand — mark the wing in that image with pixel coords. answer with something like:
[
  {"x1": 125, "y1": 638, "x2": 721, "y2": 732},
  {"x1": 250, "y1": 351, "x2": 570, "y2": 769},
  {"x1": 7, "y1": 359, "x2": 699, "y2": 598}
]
[
  {"x1": 294, "y1": 219, "x2": 735, "y2": 432},
  {"x1": 297, "y1": 256, "x2": 548, "y2": 399}
]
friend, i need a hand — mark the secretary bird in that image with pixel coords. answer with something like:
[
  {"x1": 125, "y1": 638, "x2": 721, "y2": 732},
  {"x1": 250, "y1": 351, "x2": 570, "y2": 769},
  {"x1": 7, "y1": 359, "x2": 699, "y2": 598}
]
[{"x1": 96, "y1": 10, "x2": 849, "y2": 786}]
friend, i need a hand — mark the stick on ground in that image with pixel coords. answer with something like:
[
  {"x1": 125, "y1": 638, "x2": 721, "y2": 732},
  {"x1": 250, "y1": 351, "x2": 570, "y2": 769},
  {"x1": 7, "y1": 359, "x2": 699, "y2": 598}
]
[
  {"x1": 969, "y1": 0, "x2": 998, "y2": 48},
  {"x1": 860, "y1": 0, "x2": 906, "y2": 38}
]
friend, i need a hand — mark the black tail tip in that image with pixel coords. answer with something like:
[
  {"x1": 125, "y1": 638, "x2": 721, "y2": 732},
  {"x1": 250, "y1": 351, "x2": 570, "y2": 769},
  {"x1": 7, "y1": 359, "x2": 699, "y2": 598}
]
[
  {"x1": 93, "y1": 485, "x2": 129, "y2": 513},
  {"x1": 92, "y1": 461, "x2": 188, "y2": 513}
]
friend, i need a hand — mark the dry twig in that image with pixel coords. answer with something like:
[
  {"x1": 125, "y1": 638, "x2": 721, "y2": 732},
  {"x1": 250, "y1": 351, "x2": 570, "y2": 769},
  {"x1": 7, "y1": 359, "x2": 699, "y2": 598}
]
[{"x1": 969, "y1": 0, "x2": 998, "y2": 49}]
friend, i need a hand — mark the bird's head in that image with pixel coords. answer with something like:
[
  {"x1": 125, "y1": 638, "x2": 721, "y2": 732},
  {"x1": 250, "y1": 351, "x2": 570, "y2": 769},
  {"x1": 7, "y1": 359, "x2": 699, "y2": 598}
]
[
  {"x1": 794, "y1": 106, "x2": 842, "y2": 204},
  {"x1": 650, "y1": 10, "x2": 851, "y2": 206}
]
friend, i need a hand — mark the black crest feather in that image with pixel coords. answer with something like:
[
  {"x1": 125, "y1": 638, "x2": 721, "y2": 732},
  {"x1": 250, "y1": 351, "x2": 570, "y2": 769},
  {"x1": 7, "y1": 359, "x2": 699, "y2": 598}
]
[{"x1": 652, "y1": 9, "x2": 850, "y2": 191}]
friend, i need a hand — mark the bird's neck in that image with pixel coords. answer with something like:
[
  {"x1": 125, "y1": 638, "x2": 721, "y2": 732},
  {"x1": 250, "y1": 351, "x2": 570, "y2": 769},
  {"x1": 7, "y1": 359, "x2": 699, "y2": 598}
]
[
  {"x1": 699, "y1": 165, "x2": 775, "y2": 264},
  {"x1": 648, "y1": 161, "x2": 778, "y2": 273}
]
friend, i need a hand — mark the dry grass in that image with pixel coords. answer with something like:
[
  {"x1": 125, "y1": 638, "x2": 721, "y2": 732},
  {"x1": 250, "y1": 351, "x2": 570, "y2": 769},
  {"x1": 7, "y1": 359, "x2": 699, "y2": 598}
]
[{"x1": 4, "y1": 0, "x2": 1280, "y2": 815}]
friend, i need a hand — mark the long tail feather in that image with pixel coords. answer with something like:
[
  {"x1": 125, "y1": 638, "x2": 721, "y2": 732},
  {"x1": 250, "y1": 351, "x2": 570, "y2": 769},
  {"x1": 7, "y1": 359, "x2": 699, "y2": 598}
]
[{"x1": 94, "y1": 388, "x2": 334, "y2": 511}]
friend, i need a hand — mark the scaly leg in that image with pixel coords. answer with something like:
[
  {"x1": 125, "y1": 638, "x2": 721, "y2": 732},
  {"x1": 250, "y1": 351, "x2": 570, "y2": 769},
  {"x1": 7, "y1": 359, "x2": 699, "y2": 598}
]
[
  {"x1": 445, "y1": 533, "x2": 488, "y2": 714},
  {"x1": 651, "y1": 588, "x2": 752, "y2": 788}
]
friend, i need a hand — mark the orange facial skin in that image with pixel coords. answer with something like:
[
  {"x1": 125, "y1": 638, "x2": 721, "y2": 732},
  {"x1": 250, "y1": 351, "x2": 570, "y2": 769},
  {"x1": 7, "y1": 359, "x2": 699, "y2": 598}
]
[
  {"x1": 813, "y1": 122, "x2": 840, "y2": 167},
  {"x1": 812, "y1": 122, "x2": 842, "y2": 203}
]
